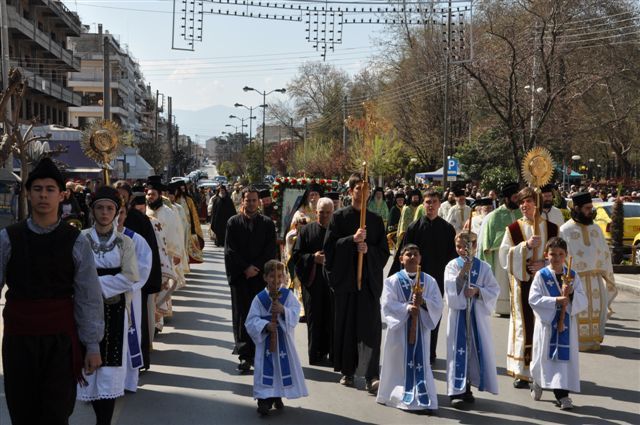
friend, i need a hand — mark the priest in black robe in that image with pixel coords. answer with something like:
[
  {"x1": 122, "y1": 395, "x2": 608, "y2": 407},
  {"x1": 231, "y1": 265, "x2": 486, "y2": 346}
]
[
  {"x1": 391, "y1": 189, "x2": 457, "y2": 365},
  {"x1": 323, "y1": 174, "x2": 390, "y2": 393},
  {"x1": 209, "y1": 185, "x2": 236, "y2": 246},
  {"x1": 292, "y1": 197, "x2": 335, "y2": 365},
  {"x1": 224, "y1": 187, "x2": 277, "y2": 372}
]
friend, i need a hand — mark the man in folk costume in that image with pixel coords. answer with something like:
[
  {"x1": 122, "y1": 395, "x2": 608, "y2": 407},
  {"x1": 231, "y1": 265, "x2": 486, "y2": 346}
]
[
  {"x1": 540, "y1": 184, "x2": 565, "y2": 228},
  {"x1": 166, "y1": 181, "x2": 191, "y2": 278},
  {"x1": 396, "y1": 189, "x2": 423, "y2": 243},
  {"x1": 477, "y1": 182, "x2": 522, "y2": 316},
  {"x1": 145, "y1": 176, "x2": 185, "y2": 329},
  {"x1": 225, "y1": 186, "x2": 277, "y2": 373},
  {"x1": 392, "y1": 190, "x2": 457, "y2": 365},
  {"x1": 559, "y1": 192, "x2": 617, "y2": 351},
  {"x1": 323, "y1": 173, "x2": 390, "y2": 393},
  {"x1": 115, "y1": 203, "x2": 153, "y2": 392},
  {"x1": 446, "y1": 188, "x2": 471, "y2": 233},
  {"x1": 175, "y1": 180, "x2": 205, "y2": 263},
  {"x1": 0, "y1": 158, "x2": 104, "y2": 425},
  {"x1": 77, "y1": 186, "x2": 140, "y2": 425},
  {"x1": 377, "y1": 244, "x2": 442, "y2": 413},
  {"x1": 291, "y1": 197, "x2": 335, "y2": 365},
  {"x1": 499, "y1": 187, "x2": 558, "y2": 388},
  {"x1": 444, "y1": 232, "x2": 500, "y2": 408},
  {"x1": 529, "y1": 237, "x2": 588, "y2": 410},
  {"x1": 468, "y1": 197, "x2": 493, "y2": 236},
  {"x1": 245, "y1": 260, "x2": 308, "y2": 416},
  {"x1": 115, "y1": 183, "x2": 163, "y2": 371}
]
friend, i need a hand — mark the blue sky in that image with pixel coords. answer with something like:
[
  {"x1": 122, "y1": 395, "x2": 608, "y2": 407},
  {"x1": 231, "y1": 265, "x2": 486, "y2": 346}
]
[{"x1": 68, "y1": 0, "x2": 384, "y2": 140}]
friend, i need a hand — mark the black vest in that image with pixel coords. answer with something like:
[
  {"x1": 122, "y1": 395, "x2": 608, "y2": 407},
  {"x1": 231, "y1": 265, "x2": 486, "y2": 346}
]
[{"x1": 5, "y1": 220, "x2": 79, "y2": 300}]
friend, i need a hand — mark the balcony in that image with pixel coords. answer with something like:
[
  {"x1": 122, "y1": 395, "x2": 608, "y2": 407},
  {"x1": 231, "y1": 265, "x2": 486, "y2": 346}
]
[
  {"x1": 7, "y1": 5, "x2": 80, "y2": 71},
  {"x1": 69, "y1": 105, "x2": 130, "y2": 119},
  {"x1": 19, "y1": 67, "x2": 80, "y2": 106},
  {"x1": 36, "y1": 0, "x2": 82, "y2": 36}
]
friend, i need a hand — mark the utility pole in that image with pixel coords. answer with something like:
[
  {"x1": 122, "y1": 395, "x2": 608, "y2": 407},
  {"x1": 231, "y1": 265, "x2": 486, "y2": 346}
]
[
  {"x1": 167, "y1": 96, "x2": 172, "y2": 177},
  {"x1": 342, "y1": 95, "x2": 347, "y2": 154},
  {"x1": 442, "y1": 0, "x2": 452, "y2": 189},
  {"x1": 290, "y1": 117, "x2": 293, "y2": 142},
  {"x1": 154, "y1": 89, "x2": 160, "y2": 145},
  {"x1": 102, "y1": 27, "x2": 111, "y2": 120},
  {"x1": 303, "y1": 117, "x2": 307, "y2": 156},
  {"x1": 175, "y1": 124, "x2": 179, "y2": 175}
]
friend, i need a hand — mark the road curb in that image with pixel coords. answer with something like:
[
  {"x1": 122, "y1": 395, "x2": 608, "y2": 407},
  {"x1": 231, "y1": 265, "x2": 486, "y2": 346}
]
[{"x1": 616, "y1": 280, "x2": 640, "y2": 296}]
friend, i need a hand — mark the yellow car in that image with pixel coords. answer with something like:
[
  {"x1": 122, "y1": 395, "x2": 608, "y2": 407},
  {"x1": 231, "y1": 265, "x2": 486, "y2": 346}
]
[
  {"x1": 634, "y1": 232, "x2": 640, "y2": 265},
  {"x1": 593, "y1": 202, "x2": 640, "y2": 247}
]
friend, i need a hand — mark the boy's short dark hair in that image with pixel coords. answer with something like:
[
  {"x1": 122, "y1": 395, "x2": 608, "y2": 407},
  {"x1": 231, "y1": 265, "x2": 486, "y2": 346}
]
[
  {"x1": 518, "y1": 187, "x2": 537, "y2": 203},
  {"x1": 423, "y1": 190, "x2": 440, "y2": 200},
  {"x1": 242, "y1": 185, "x2": 260, "y2": 200},
  {"x1": 400, "y1": 243, "x2": 421, "y2": 256},
  {"x1": 347, "y1": 173, "x2": 363, "y2": 190},
  {"x1": 544, "y1": 237, "x2": 567, "y2": 253},
  {"x1": 264, "y1": 259, "x2": 285, "y2": 276}
]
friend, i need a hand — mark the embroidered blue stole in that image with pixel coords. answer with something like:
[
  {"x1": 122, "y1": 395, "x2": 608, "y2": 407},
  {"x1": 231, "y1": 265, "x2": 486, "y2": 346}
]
[
  {"x1": 258, "y1": 288, "x2": 293, "y2": 387},
  {"x1": 397, "y1": 271, "x2": 430, "y2": 406},
  {"x1": 123, "y1": 228, "x2": 143, "y2": 369},
  {"x1": 539, "y1": 267, "x2": 573, "y2": 362},
  {"x1": 453, "y1": 257, "x2": 484, "y2": 392}
]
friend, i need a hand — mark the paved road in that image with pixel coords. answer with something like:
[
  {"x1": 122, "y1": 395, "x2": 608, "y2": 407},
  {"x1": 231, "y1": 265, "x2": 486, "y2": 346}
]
[{"x1": 1, "y1": 231, "x2": 639, "y2": 424}]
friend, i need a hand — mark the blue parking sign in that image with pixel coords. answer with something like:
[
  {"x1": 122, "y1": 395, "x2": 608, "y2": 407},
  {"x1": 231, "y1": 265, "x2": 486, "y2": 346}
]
[{"x1": 447, "y1": 157, "x2": 459, "y2": 174}]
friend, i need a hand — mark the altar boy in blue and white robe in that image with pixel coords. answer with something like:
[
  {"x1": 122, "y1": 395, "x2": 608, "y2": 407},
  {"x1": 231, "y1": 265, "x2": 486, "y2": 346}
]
[
  {"x1": 444, "y1": 232, "x2": 499, "y2": 409},
  {"x1": 245, "y1": 260, "x2": 308, "y2": 416},
  {"x1": 377, "y1": 244, "x2": 442, "y2": 413},
  {"x1": 529, "y1": 237, "x2": 587, "y2": 411}
]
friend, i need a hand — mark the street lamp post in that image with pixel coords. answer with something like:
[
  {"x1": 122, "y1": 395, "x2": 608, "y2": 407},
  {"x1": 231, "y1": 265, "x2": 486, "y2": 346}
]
[
  {"x1": 229, "y1": 114, "x2": 249, "y2": 146},
  {"x1": 233, "y1": 103, "x2": 257, "y2": 142},
  {"x1": 243, "y1": 86, "x2": 286, "y2": 182}
]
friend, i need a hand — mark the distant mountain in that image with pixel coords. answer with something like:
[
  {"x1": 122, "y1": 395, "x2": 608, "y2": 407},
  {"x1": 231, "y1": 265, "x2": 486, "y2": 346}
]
[{"x1": 174, "y1": 105, "x2": 246, "y2": 142}]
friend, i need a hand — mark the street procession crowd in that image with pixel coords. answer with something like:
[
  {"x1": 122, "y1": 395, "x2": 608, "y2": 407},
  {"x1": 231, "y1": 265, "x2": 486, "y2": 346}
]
[{"x1": 0, "y1": 156, "x2": 629, "y2": 424}]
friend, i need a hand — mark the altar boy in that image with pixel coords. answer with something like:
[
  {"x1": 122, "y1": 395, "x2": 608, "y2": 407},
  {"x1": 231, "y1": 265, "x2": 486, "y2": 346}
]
[
  {"x1": 377, "y1": 244, "x2": 443, "y2": 413},
  {"x1": 245, "y1": 260, "x2": 308, "y2": 416},
  {"x1": 529, "y1": 237, "x2": 587, "y2": 410},
  {"x1": 444, "y1": 232, "x2": 500, "y2": 408}
]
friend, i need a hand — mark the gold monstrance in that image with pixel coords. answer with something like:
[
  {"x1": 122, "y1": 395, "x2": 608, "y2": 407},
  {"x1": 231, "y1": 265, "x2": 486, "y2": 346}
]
[
  {"x1": 521, "y1": 146, "x2": 554, "y2": 260},
  {"x1": 81, "y1": 120, "x2": 121, "y2": 186}
]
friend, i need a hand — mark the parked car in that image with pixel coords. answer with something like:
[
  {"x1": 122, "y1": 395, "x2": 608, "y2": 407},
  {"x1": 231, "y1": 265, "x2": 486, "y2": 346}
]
[
  {"x1": 196, "y1": 179, "x2": 218, "y2": 190},
  {"x1": 212, "y1": 175, "x2": 228, "y2": 186},
  {"x1": 633, "y1": 232, "x2": 640, "y2": 265},
  {"x1": 593, "y1": 202, "x2": 640, "y2": 247}
]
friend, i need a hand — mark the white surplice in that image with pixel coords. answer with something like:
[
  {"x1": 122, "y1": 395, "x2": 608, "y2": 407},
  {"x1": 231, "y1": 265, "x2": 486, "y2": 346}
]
[
  {"x1": 377, "y1": 271, "x2": 443, "y2": 411},
  {"x1": 559, "y1": 220, "x2": 617, "y2": 351},
  {"x1": 444, "y1": 258, "x2": 500, "y2": 396},
  {"x1": 122, "y1": 228, "x2": 152, "y2": 392},
  {"x1": 529, "y1": 266, "x2": 588, "y2": 392},
  {"x1": 78, "y1": 226, "x2": 139, "y2": 401},
  {"x1": 245, "y1": 288, "x2": 308, "y2": 400}
]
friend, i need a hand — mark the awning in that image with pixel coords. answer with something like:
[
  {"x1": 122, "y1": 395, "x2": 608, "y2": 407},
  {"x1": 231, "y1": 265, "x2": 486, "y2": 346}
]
[{"x1": 415, "y1": 167, "x2": 466, "y2": 181}]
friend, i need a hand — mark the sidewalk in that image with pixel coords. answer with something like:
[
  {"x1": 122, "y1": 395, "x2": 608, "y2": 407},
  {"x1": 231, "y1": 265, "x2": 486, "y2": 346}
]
[{"x1": 615, "y1": 273, "x2": 640, "y2": 296}]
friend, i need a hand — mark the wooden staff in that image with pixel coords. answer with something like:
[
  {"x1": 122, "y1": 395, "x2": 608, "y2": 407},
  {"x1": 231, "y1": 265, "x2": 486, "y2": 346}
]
[
  {"x1": 558, "y1": 256, "x2": 573, "y2": 333},
  {"x1": 408, "y1": 265, "x2": 422, "y2": 345},
  {"x1": 532, "y1": 190, "x2": 541, "y2": 261},
  {"x1": 269, "y1": 282, "x2": 280, "y2": 353},
  {"x1": 356, "y1": 162, "x2": 369, "y2": 291}
]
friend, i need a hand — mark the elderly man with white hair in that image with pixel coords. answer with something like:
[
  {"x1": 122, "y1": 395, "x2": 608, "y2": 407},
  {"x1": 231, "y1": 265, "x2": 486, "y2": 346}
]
[{"x1": 291, "y1": 197, "x2": 335, "y2": 365}]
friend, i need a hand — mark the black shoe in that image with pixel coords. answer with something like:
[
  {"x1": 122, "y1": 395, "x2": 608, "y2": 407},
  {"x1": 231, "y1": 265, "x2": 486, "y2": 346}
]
[
  {"x1": 273, "y1": 398, "x2": 284, "y2": 410},
  {"x1": 463, "y1": 392, "x2": 475, "y2": 403},
  {"x1": 513, "y1": 379, "x2": 530, "y2": 389},
  {"x1": 238, "y1": 360, "x2": 252, "y2": 373},
  {"x1": 256, "y1": 399, "x2": 270, "y2": 416}
]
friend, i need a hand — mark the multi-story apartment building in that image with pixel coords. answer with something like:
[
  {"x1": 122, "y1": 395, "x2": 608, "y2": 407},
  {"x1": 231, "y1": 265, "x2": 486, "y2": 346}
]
[
  {"x1": 66, "y1": 25, "x2": 148, "y2": 134},
  {"x1": 3, "y1": 0, "x2": 82, "y2": 125}
]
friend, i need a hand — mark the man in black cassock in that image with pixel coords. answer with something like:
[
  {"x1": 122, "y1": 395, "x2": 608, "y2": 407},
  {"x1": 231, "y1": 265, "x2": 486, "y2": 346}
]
[
  {"x1": 323, "y1": 174, "x2": 390, "y2": 393},
  {"x1": 224, "y1": 187, "x2": 277, "y2": 372},
  {"x1": 292, "y1": 197, "x2": 335, "y2": 365},
  {"x1": 118, "y1": 183, "x2": 163, "y2": 370},
  {"x1": 391, "y1": 189, "x2": 457, "y2": 365}
]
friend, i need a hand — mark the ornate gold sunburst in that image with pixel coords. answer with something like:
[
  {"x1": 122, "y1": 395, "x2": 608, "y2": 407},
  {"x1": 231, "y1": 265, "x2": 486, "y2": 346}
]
[
  {"x1": 81, "y1": 120, "x2": 121, "y2": 166},
  {"x1": 521, "y1": 146, "x2": 554, "y2": 188}
]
